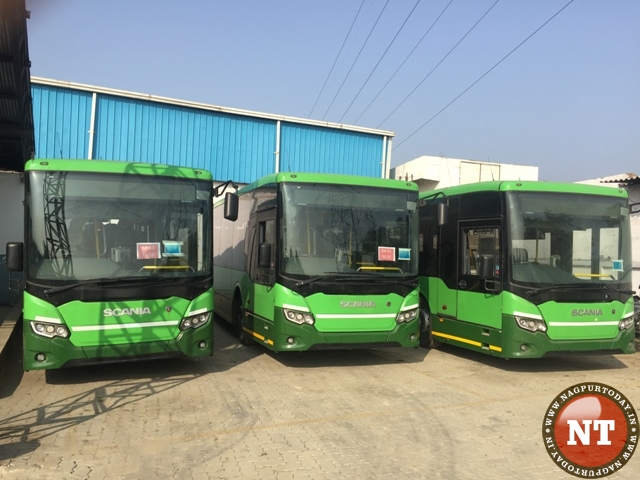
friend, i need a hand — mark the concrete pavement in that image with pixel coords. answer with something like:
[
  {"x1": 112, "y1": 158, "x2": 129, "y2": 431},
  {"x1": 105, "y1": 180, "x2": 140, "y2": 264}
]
[{"x1": 0, "y1": 317, "x2": 638, "y2": 479}]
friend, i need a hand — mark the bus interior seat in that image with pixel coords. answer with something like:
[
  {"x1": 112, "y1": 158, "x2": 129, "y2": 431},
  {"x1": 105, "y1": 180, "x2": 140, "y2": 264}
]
[{"x1": 512, "y1": 247, "x2": 529, "y2": 265}]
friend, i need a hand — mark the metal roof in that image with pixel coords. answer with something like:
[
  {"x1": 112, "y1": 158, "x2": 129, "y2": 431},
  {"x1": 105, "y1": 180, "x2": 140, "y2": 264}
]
[
  {"x1": 594, "y1": 173, "x2": 640, "y2": 185},
  {"x1": 0, "y1": 0, "x2": 34, "y2": 172}
]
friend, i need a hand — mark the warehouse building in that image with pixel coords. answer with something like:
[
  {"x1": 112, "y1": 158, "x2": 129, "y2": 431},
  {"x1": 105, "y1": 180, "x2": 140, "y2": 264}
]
[{"x1": 29, "y1": 77, "x2": 395, "y2": 184}]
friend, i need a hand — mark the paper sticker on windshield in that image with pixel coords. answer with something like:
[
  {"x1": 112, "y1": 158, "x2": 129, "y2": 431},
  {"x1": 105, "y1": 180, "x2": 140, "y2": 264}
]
[
  {"x1": 378, "y1": 246, "x2": 395, "y2": 262},
  {"x1": 398, "y1": 248, "x2": 411, "y2": 261},
  {"x1": 137, "y1": 242, "x2": 161, "y2": 260},
  {"x1": 612, "y1": 259, "x2": 623, "y2": 272}
]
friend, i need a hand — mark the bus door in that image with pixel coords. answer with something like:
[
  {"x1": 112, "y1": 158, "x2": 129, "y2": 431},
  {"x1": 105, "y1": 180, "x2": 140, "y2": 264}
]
[
  {"x1": 456, "y1": 222, "x2": 502, "y2": 330},
  {"x1": 247, "y1": 209, "x2": 276, "y2": 323}
]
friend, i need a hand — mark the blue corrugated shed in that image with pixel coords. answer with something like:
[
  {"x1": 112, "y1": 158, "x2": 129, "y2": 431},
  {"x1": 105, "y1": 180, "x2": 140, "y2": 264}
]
[
  {"x1": 30, "y1": 78, "x2": 394, "y2": 184},
  {"x1": 32, "y1": 84, "x2": 92, "y2": 159},
  {"x1": 280, "y1": 124, "x2": 382, "y2": 177}
]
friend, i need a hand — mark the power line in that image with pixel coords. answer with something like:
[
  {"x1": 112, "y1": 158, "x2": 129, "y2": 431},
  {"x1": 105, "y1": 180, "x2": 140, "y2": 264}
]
[
  {"x1": 321, "y1": 0, "x2": 390, "y2": 121},
  {"x1": 337, "y1": 0, "x2": 422, "y2": 123},
  {"x1": 393, "y1": 0, "x2": 575, "y2": 152},
  {"x1": 353, "y1": 0, "x2": 454, "y2": 125},
  {"x1": 377, "y1": 0, "x2": 501, "y2": 129},
  {"x1": 308, "y1": 0, "x2": 365, "y2": 118}
]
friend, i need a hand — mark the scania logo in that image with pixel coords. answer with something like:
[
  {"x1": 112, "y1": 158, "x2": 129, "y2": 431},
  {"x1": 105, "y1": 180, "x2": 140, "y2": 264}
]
[
  {"x1": 340, "y1": 301, "x2": 376, "y2": 308},
  {"x1": 571, "y1": 309, "x2": 603, "y2": 317},
  {"x1": 103, "y1": 307, "x2": 152, "y2": 317}
]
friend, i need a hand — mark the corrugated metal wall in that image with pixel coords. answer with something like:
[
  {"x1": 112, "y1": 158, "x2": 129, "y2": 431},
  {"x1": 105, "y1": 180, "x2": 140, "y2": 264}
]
[
  {"x1": 32, "y1": 84, "x2": 92, "y2": 159},
  {"x1": 280, "y1": 124, "x2": 382, "y2": 177},
  {"x1": 31, "y1": 79, "x2": 393, "y2": 184}
]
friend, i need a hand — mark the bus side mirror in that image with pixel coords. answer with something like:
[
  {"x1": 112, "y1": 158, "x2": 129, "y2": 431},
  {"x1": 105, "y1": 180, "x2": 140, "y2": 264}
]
[
  {"x1": 224, "y1": 192, "x2": 239, "y2": 221},
  {"x1": 477, "y1": 253, "x2": 495, "y2": 279},
  {"x1": 437, "y1": 203, "x2": 449, "y2": 226},
  {"x1": 258, "y1": 243, "x2": 272, "y2": 268},
  {"x1": 6, "y1": 242, "x2": 23, "y2": 272}
]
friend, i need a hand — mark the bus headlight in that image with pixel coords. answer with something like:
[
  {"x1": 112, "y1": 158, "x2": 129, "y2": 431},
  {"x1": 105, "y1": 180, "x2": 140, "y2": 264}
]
[
  {"x1": 396, "y1": 308, "x2": 418, "y2": 324},
  {"x1": 283, "y1": 308, "x2": 315, "y2": 326},
  {"x1": 514, "y1": 315, "x2": 547, "y2": 333},
  {"x1": 179, "y1": 312, "x2": 211, "y2": 331},
  {"x1": 31, "y1": 321, "x2": 70, "y2": 339},
  {"x1": 618, "y1": 313, "x2": 635, "y2": 331}
]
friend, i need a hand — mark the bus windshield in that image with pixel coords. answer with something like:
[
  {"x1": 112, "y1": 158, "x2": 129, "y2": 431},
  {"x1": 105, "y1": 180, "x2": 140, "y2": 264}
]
[
  {"x1": 27, "y1": 170, "x2": 212, "y2": 282},
  {"x1": 506, "y1": 191, "x2": 632, "y2": 287},
  {"x1": 280, "y1": 183, "x2": 418, "y2": 278}
]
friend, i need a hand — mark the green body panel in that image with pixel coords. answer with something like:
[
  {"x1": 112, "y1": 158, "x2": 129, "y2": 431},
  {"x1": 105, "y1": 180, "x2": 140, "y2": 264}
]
[
  {"x1": 429, "y1": 312, "x2": 634, "y2": 359},
  {"x1": 431, "y1": 276, "x2": 456, "y2": 317},
  {"x1": 457, "y1": 289, "x2": 502, "y2": 329},
  {"x1": 25, "y1": 158, "x2": 213, "y2": 180},
  {"x1": 22, "y1": 290, "x2": 214, "y2": 370},
  {"x1": 240, "y1": 171, "x2": 416, "y2": 194},
  {"x1": 59, "y1": 297, "x2": 190, "y2": 346},
  {"x1": 420, "y1": 180, "x2": 628, "y2": 200},
  {"x1": 423, "y1": 279, "x2": 635, "y2": 358},
  {"x1": 241, "y1": 283, "x2": 420, "y2": 351}
]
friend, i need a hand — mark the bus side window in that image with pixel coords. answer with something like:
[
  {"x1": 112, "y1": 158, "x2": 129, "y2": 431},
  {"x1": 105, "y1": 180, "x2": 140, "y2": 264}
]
[{"x1": 461, "y1": 227, "x2": 501, "y2": 277}]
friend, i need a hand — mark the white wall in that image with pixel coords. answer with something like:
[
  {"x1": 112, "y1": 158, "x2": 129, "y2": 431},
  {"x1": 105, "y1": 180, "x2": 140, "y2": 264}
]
[{"x1": 392, "y1": 155, "x2": 538, "y2": 192}]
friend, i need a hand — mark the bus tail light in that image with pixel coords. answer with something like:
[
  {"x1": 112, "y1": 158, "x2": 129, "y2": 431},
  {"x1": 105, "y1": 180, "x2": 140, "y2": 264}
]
[
  {"x1": 31, "y1": 321, "x2": 70, "y2": 339},
  {"x1": 514, "y1": 315, "x2": 547, "y2": 333},
  {"x1": 180, "y1": 312, "x2": 211, "y2": 331}
]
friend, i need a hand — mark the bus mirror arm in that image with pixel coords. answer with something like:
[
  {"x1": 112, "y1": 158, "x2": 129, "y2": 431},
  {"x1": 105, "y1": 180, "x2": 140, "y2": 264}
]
[
  {"x1": 6, "y1": 242, "x2": 23, "y2": 272},
  {"x1": 224, "y1": 192, "x2": 239, "y2": 221},
  {"x1": 5, "y1": 242, "x2": 25, "y2": 293},
  {"x1": 258, "y1": 243, "x2": 272, "y2": 269},
  {"x1": 477, "y1": 254, "x2": 495, "y2": 279},
  {"x1": 477, "y1": 254, "x2": 501, "y2": 293},
  {"x1": 215, "y1": 180, "x2": 239, "y2": 221}
]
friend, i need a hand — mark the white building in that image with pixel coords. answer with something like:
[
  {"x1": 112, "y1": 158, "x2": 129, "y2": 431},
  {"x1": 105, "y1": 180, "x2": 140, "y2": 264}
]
[{"x1": 390, "y1": 155, "x2": 538, "y2": 192}]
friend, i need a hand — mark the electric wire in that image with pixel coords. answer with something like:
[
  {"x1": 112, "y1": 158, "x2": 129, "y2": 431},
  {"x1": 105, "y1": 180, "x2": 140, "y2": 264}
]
[
  {"x1": 308, "y1": 0, "x2": 365, "y2": 118},
  {"x1": 353, "y1": 0, "x2": 454, "y2": 125},
  {"x1": 393, "y1": 0, "x2": 575, "y2": 151},
  {"x1": 321, "y1": 0, "x2": 390, "y2": 121},
  {"x1": 377, "y1": 0, "x2": 501, "y2": 129},
  {"x1": 337, "y1": 0, "x2": 422, "y2": 123}
]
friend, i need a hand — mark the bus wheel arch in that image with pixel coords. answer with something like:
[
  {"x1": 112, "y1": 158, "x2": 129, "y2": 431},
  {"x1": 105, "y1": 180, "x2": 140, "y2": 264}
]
[
  {"x1": 232, "y1": 290, "x2": 253, "y2": 346},
  {"x1": 419, "y1": 296, "x2": 441, "y2": 349}
]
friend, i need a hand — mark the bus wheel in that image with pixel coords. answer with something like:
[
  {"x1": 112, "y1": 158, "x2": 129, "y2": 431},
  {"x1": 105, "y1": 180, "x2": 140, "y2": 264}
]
[
  {"x1": 233, "y1": 298, "x2": 253, "y2": 346},
  {"x1": 419, "y1": 302, "x2": 441, "y2": 349}
]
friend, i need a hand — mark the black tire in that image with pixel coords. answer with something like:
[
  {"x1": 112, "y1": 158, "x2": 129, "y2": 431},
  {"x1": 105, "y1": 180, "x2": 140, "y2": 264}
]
[
  {"x1": 419, "y1": 301, "x2": 441, "y2": 349},
  {"x1": 233, "y1": 297, "x2": 253, "y2": 346}
]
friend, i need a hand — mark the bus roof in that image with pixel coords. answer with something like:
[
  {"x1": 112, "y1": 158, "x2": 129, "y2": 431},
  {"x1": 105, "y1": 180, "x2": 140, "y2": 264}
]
[
  {"x1": 419, "y1": 180, "x2": 628, "y2": 200},
  {"x1": 24, "y1": 158, "x2": 213, "y2": 180},
  {"x1": 240, "y1": 172, "x2": 417, "y2": 194}
]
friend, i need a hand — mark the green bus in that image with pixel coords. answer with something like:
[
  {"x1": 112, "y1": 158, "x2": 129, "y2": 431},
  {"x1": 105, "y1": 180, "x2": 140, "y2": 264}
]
[
  {"x1": 6, "y1": 159, "x2": 215, "y2": 370},
  {"x1": 214, "y1": 172, "x2": 420, "y2": 351},
  {"x1": 418, "y1": 181, "x2": 636, "y2": 358}
]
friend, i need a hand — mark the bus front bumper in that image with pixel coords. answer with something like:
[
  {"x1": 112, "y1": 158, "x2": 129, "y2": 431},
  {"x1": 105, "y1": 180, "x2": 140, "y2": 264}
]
[{"x1": 22, "y1": 323, "x2": 213, "y2": 370}]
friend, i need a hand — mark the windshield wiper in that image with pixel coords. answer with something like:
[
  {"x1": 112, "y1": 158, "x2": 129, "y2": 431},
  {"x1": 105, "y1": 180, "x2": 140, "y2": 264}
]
[
  {"x1": 294, "y1": 273, "x2": 356, "y2": 287},
  {"x1": 44, "y1": 276, "x2": 171, "y2": 296},
  {"x1": 527, "y1": 283, "x2": 634, "y2": 298},
  {"x1": 294, "y1": 272, "x2": 416, "y2": 288}
]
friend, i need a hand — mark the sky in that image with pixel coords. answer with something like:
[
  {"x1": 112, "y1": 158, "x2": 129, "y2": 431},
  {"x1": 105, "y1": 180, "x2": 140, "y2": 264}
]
[{"x1": 24, "y1": 0, "x2": 640, "y2": 182}]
